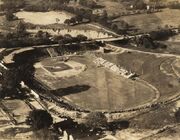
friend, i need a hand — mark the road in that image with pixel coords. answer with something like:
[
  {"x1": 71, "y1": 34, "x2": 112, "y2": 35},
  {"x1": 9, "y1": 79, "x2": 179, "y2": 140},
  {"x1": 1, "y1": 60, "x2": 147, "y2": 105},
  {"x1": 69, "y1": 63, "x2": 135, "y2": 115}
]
[{"x1": 3, "y1": 39, "x2": 180, "y2": 64}]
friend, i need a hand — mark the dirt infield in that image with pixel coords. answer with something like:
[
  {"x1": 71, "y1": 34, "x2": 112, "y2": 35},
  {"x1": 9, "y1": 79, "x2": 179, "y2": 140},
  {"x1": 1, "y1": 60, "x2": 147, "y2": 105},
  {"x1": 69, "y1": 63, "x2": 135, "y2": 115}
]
[
  {"x1": 34, "y1": 55, "x2": 159, "y2": 112},
  {"x1": 34, "y1": 56, "x2": 87, "y2": 83}
]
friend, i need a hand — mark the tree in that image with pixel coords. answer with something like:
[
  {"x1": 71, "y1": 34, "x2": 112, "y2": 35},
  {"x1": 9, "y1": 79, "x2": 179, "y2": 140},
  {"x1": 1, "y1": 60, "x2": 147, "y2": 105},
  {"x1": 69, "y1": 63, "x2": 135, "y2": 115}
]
[
  {"x1": 175, "y1": 109, "x2": 180, "y2": 123},
  {"x1": 64, "y1": 19, "x2": 71, "y2": 25},
  {"x1": 63, "y1": 34, "x2": 73, "y2": 44},
  {"x1": 53, "y1": 35, "x2": 64, "y2": 42},
  {"x1": 18, "y1": 63, "x2": 35, "y2": 84},
  {"x1": 35, "y1": 30, "x2": 44, "y2": 38},
  {"x1": 133, "y1": 0, "x2": 147, "y2": 9},
  {"x1": 0, "y1": 68, "x2": 22, "y2": 98},
  {"x1": 76, "y1": 34, "x2": 88, "y2": 42},
  {"x1": 150, "y1": 29, "x2": 174, "y2": 40},
  {"x1": 142, "y1": 37, "x2": 155, "y2": 49},
  {"x1": 16, "y1": 21, "x2": 27, "y2": 37},
  {"x1": 76, "y1": 15, "x2": 83, "y2": 22},
  {"x1": 79, "y1": 0, "x2": 97, "y2": 8},
  {"x1": 84, "y1": 112, "x2": 107, "y2": 130},
  {"x1": 27, "y1": 110, "x2": 53, "y2": 130},
  {"x1": 5, "y1": 11, "x2": 16, "y2": 21},
  {"x1": 35, "y1": 31, "x2": 50, "y2": 41},
  {"x1": 69, "y1": 17, "x2": 77, "y2": 25},
  {"x1": 111, "y1": 24, "x2": 118, "y2": 31},
  {"x1": 1, "y1": 0, "x2": 25, "y2": 11}
]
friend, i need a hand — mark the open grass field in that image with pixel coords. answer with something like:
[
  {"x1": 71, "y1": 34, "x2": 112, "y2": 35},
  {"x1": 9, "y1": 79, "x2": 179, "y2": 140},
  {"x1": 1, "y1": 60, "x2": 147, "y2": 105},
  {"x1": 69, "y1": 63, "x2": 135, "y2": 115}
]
[
  {"x1": 35, "y1": 55, "x2": 159, "y2": 112},
  {"x1": 99, "y1": 51, "x2": 180, "y2": 101},
  {"x1": 96, "y1": 0, "x2": 127, "y2": 16},
  {"x1": 162, "y1": 35, "x2": 180, "y2": 54},
  {"x1": 115, "y1": 8, "x2": 180, "y2": 32}
]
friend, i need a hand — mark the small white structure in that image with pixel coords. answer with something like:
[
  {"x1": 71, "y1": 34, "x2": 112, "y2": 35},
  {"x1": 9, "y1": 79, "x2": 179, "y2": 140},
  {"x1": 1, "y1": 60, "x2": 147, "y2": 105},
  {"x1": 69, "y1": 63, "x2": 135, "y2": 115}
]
[
  {"x1": 69, "y1": 135, "x2": 74, "y2": 140},
  {"x1": 62, "y1": 131, "x2": 68, "y2": 140},
  {"x1": 20, "y1": 81, "x2": 26, "y2": 88},
  {"x1": 147, "y1": 5, "x2": 150, "y2": 10},
  {"x1": 30, "y1": 90, "x2": 40, "y2": 99},
  {"x1": 0, "y1": 62, "x2": 8, "y2": 70}
]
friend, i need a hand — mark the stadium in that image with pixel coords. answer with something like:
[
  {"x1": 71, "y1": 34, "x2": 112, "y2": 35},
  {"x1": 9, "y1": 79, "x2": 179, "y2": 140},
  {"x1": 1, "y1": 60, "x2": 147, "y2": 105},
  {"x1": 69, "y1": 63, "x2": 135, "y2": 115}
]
[{"x1": 33, "y1": 49, "x2": 180, "y2": 112}]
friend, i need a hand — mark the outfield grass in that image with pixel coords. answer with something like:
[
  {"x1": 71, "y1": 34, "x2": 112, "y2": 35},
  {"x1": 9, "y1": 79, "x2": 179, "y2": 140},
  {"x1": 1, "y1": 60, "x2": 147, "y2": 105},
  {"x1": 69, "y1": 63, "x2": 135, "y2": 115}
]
[{"x1": 100, "y1": 52, "x2": 180, "y2": 101}]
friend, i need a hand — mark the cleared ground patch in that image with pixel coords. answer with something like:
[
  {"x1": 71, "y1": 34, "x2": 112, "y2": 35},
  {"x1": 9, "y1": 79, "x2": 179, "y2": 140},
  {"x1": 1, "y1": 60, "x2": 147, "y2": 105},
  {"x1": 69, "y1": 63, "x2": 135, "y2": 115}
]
[
  {"x1": 15, "y1": 11, "x2": 73, "y2": 25},
  {"x1": 35, "y1": 55, "x2": 157, "y2": 112}
]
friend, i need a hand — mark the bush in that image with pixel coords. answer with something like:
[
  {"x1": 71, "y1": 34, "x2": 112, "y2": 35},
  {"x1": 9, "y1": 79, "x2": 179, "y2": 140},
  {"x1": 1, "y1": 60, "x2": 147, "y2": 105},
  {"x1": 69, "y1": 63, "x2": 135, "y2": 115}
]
[
  {"x1": 79, "y1": 0, "x2": 98, "y2": 9},
  {"x1": 84, "y1": 112, "x2": 107, "y2": 129},
  {"x1": 76, "y1": 34, "x2": 88, "y2": 42},
  {"x1": 27, "y1": 110, "x2": 53, "y2": 130},
  {"x1": 1, "y1": 0, "x2": 25, "y2": 11},
  {"x1": 168, "y1": 2, "x2": 180, "y2": 9},
  {"x1": 133, "y1": 0, "x2": 147, "y2": 10},
  {"x1": 5, "y1": 11, "x2": 17, "y2": 21},
  {"x1": 150, "y1": 29, "x2": 175, "y2": 40}
]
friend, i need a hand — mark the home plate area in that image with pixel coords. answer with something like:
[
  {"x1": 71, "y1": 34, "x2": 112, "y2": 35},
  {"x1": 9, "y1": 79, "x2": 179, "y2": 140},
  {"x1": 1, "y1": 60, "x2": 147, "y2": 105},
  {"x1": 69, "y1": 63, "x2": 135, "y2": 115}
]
[{"x1": 34, "y1": 57, "x2": 87, "y2": 78}]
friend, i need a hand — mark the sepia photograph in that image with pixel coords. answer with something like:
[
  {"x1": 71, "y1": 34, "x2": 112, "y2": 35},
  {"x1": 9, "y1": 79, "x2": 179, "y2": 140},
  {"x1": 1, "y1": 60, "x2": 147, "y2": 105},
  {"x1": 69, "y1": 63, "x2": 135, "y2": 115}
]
[{"x1": 0, "y1": 0, "x2": 180, "y2": 139}]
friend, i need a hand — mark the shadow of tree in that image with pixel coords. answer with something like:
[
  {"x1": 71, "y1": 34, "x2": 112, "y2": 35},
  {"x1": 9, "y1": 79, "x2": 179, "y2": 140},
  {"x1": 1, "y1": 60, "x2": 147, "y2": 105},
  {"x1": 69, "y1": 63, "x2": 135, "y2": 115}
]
[
  {"x1": 53, "y1": 85, "x2": 91, "y2": 97},
  {"x1": 108, "y1": 120, "x2": 130, "y2": 131}
]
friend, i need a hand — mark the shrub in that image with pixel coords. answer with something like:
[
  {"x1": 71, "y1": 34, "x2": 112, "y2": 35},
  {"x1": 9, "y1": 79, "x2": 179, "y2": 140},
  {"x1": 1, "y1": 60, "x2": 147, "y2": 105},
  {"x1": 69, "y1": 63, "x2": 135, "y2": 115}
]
[
  {"x1": 27, "y1": 110, "x2": 53, "y2": 130},
  {"x1": 84, "y1": 112, "x2": 107, "y2": 129}
]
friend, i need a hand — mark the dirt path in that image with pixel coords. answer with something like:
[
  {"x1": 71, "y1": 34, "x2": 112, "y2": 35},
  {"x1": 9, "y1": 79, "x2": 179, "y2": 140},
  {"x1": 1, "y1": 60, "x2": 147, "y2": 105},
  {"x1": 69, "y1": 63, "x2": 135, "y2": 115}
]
[{"x1": 171, "y1": 59, "x2": 180, "y2": 78}]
